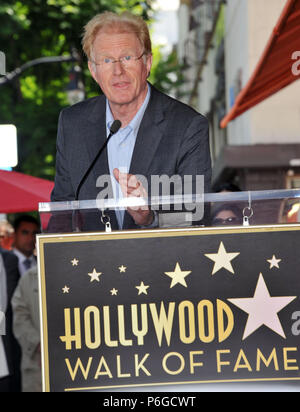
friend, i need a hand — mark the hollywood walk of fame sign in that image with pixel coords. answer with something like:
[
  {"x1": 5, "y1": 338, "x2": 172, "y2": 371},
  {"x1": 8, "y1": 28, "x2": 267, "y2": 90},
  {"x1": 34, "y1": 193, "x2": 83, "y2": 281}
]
[{"x1": 37, "y1": 225, "x2": 300, "y2": 392}]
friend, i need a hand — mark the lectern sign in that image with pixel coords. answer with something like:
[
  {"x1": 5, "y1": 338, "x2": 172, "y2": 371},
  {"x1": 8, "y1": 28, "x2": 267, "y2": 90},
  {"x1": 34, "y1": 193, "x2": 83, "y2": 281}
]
[{"x1": 37, "y1": 226, "x2": 300, "y2": 392}]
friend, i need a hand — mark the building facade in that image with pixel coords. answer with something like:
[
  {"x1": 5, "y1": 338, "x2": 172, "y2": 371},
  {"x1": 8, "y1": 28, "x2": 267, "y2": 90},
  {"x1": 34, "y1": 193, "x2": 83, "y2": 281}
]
[{"x1": 177, "y1": 0, "x2": 300, "y2": 191}]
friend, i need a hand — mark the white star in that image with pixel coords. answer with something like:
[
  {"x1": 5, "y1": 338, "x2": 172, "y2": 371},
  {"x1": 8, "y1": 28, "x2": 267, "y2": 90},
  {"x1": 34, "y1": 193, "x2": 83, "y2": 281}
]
[
  {"x1": 88, "y1": 268, "x2": 102, "y2": 282},
  {"x1": 119, "y1": 265, "x2": 127, "y2": 273},
  {"x1": 267, "y1": 255, "x2": 282, "y2": 269},
  {"x1": 205, "y1": 241, "x2": 240, "y2": 275},
  {"x1": 71, "y1": 258, "x2": 79, "y2": 266},
  {"x1": 164, "y1": 262, "x2": 192, "y2": 288},
  {"x1": 62, "y1": 286, "x2": 70, "y2": 294},
  {"x1": 136, "y1": 281, "x2": 150, "y2": 295},
  {"x1": 110, "y1": 288, "x2": 118, "y2": 296},
  {"x1": 228, "y1": 273, "x2": 296, "y2": 340}
]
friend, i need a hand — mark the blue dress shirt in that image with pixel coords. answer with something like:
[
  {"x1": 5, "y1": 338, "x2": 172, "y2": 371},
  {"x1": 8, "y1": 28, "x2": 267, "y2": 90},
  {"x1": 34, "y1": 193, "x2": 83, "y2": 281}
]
[{"x1": 106, "y1": 84, "x2": 151, "y2": 228}]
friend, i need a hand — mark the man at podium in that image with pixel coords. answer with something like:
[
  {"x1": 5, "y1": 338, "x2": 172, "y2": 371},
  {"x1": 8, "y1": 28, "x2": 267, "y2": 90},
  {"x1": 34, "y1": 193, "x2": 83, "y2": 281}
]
[{"x1": 51, "y1": 11, "x2": 211, "y2": 231}]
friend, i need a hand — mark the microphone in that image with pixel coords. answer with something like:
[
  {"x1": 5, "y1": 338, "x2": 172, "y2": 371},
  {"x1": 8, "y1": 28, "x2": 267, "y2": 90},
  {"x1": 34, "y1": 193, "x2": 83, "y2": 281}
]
[
  {"x1": 75, "y1": 119, "x2": 122, "y2": 201},
  {"x1": 109, "y1": 119, "x2": 122, "y2": 135}
]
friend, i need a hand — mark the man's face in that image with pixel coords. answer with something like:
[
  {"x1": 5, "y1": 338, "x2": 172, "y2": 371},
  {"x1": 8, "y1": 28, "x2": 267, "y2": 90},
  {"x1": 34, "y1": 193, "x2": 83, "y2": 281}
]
[
  {"x1": 88, "y1": 30, "x2": 152, "y2": 109},
  {"x1": 14, "y1": 222, "x2": 39, "y2": 256}
]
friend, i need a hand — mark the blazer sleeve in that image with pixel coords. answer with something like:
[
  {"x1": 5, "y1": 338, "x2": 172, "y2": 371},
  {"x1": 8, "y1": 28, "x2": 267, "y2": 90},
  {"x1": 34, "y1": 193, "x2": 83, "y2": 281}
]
[
  {"x1": 176, "y1": 114, "x2": 211, "y2": 194},
  {"x1": 51, "y1": 110, "x2": 76, "y2": 202},
  {"x1": 166, "y1": 113, "x2": 211, "y2": 227}
]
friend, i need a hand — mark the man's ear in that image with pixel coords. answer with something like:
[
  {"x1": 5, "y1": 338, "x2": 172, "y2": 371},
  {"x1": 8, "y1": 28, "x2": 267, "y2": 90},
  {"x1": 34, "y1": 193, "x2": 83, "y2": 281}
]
[
  {"x1": 146, "y1": 53, "x2": 153, "y2": 78},
  {"x1": 88, "y1": 60, "x2": 97, "y2": 83}
]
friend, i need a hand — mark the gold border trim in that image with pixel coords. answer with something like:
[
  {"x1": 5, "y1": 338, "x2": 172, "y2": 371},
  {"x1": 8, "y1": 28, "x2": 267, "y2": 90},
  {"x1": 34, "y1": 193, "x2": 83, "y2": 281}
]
[
  {"x1": 37, "y1": 238, "x2": 50, "y2": 392},
  {"x1": 64, "y1": 377, "x2": 300, "y2": 392},
  {"x1": 37, "y1": 223, "x2": 300, "y2": 245}
]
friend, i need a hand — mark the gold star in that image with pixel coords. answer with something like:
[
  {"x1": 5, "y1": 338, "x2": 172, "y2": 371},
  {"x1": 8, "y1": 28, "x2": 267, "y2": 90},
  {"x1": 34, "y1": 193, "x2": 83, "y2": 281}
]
[
  {"x1": 205, "y1": 241, "x2": 240, "y2": 275},
  {"x1": 119, "y1": 265, "x2": 127, "y2": 273},
  {"x1": 88, "y1": 268, "x2": 102, "y2": 282},
  {"x1": 267, "y1": 255, "x2": 282, "y2": 269},
  {"x1": 71, "y1": 258, "x2": 79, "y2": 266},
  {"x1": 110, "y1": 288, "x2": 118, "y2": 296},
  {"x1": 62, "y1": 286, "x2": 70, "y2": 294},
  {"x1": 136, "y1": 281, "x2": 150, "y2": 295},
  {"x1": 164, "y1": 262, "x2": 191, "y2": 288}
]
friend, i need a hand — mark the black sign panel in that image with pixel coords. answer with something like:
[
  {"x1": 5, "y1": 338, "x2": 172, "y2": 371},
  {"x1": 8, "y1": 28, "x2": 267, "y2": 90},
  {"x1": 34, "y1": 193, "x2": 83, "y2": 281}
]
[{"x1": 37, "y1": 226, "x2": 300, "y2": 392}]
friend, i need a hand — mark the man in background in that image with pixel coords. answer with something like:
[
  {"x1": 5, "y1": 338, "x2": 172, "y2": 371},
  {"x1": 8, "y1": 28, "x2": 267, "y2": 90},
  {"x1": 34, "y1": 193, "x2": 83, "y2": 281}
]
[
  {"x1": 0, "y1": 248, "x2": 21, "y2": 392},
  {"x1": 12, "y1": 215, "x2": 39, "y2": 277},
  {"x1": 12, "y1": 266, "x2": 41, "y2": 392},
  {"x1": 0, "y1": 220, "x2": 14, "y2": 250}
]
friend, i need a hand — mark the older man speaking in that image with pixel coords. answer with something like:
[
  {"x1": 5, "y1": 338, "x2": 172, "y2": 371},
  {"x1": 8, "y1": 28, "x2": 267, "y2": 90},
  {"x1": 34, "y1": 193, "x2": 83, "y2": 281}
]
[{"x1": 51, "y1": 11, "x2": 211, "y2": 231}]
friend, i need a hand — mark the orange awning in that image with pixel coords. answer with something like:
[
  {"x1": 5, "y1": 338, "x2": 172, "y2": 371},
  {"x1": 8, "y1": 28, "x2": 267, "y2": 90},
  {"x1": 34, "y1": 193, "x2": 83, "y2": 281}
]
[{"x1": 221, "y1": 0, "x2": 300, "y2": 128}]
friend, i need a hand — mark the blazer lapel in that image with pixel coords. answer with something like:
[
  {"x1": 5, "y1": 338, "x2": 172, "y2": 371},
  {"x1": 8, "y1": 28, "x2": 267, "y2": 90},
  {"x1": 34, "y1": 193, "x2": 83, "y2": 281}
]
[
  {"x1": 72, "y1": 96, "x2": 109, "y2": 198},
  {"x1": 129, "y1": 86, "x2": 166, "y2": 177},
  {"x1": 77, "y1": 96, "x2": 119, "y2": 230},
  {"x1": 123, "y1": 87, "x2": 167, "y2": 229},
  {"x1": 85, "y1": 96, "x2": 110, "y2": 183}
]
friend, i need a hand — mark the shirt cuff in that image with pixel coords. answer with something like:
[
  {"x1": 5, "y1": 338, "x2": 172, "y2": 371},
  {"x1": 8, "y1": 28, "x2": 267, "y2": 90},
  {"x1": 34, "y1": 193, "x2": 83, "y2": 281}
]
[{"x1": 140, "y1": 210, "x2": 158, "y2": 229}]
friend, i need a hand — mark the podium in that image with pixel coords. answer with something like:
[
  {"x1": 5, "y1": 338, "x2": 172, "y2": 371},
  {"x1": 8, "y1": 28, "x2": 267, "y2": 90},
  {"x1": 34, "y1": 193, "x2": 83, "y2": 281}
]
[{"x1": 37, "y1": 190, "x2": 300, "y2": 392}]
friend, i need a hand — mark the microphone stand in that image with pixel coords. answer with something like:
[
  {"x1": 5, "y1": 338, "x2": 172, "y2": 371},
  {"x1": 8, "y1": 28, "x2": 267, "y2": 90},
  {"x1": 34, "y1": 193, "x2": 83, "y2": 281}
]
[{"x1": 72, "y1": 120, "x2": 122, "y2": 232}]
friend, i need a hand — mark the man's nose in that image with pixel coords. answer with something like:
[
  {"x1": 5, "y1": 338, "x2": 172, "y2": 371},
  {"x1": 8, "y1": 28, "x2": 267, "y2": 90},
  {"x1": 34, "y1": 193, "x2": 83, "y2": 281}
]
[{"x1": 112, "y1": 60, "x2": 124, "y2": 75}]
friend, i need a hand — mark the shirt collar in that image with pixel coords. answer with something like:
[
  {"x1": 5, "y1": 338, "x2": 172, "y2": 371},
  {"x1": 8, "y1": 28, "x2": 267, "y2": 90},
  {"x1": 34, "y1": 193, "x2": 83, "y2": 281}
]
[
  {"x1": 13, "y1": 248, "x2": 34, "y2": 263},
  {"x1": 106, "y1": 83, "x2": 151, "y2": 136}
]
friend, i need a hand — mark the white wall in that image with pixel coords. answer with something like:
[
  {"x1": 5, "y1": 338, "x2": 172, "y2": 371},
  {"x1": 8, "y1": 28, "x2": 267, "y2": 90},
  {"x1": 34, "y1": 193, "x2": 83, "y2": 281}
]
[
  {"x1": 225, "y1": 0, "x2": 300, "y2": 144},
  {"x1": 197, "y1": 37, "x2": 218, "y2": 116},
  {"x1": 224, "y1": 0, "x2": 251, "y2": 145},
  {"x1": 177, "y1": 3, "x2": 190, "y2": 62},
  {"x1": 177, "y1": 2, "x2": 197, "y2": 104}
]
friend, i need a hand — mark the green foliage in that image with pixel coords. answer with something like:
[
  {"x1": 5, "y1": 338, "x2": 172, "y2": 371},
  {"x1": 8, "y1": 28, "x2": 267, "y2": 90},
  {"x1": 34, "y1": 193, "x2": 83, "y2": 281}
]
[
  {"x1": 0, "y1": 0, "x2": 153, "y2": 179},
  {"x1": 149, "y1": 45, "x2": 184, "y2": 97},
  {"x1": 215, "y1": 3, "x2": 225, "y2": 47}
]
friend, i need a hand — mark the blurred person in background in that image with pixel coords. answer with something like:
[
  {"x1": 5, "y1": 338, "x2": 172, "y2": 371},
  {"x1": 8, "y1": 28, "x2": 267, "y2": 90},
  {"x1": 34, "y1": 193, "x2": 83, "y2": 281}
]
[
  {"x1": 12, "y1": 266, "x2": 41, "y2": 392},
  {"x1": 12, "y1": 215, "x2": 39, "y2": 277},
  {"x1": 0, "y1": 220, "x2": 14, "y2": 251},
  {"x1": 0, "y1": 248, "x2": 21, "y2": 392},
  {"x1": 211, "y1": 203, "x2": 243, "y2": 226}
]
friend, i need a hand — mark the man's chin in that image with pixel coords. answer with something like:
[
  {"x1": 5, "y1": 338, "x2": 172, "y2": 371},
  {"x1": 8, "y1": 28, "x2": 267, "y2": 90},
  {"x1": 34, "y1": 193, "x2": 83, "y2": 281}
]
[
  {"x1": 23, "y1": 250, "x2": 34, "y2": 256},
  {"x1": 108, "y1": 91, "x2": 134, "y2": 105}
]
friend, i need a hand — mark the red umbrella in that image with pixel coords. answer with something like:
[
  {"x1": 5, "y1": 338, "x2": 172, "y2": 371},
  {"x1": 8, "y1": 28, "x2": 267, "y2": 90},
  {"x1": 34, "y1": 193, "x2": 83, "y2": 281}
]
[{"x1": 0, "y1": 169, "x2": 54, "y2": 213}]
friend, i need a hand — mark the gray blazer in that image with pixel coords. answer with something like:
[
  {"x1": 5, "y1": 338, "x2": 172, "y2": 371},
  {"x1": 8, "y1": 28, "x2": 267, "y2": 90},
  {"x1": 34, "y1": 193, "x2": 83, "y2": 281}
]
[{"x1": 51, "y1": 85, "x2": 211, "y2": 231}]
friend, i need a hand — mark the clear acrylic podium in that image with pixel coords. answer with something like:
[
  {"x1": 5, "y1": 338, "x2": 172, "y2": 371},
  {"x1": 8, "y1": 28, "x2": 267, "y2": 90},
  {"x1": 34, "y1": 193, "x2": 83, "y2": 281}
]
[{"x1": 39, "y1": 189, "x2": 300, "y2": 233}]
